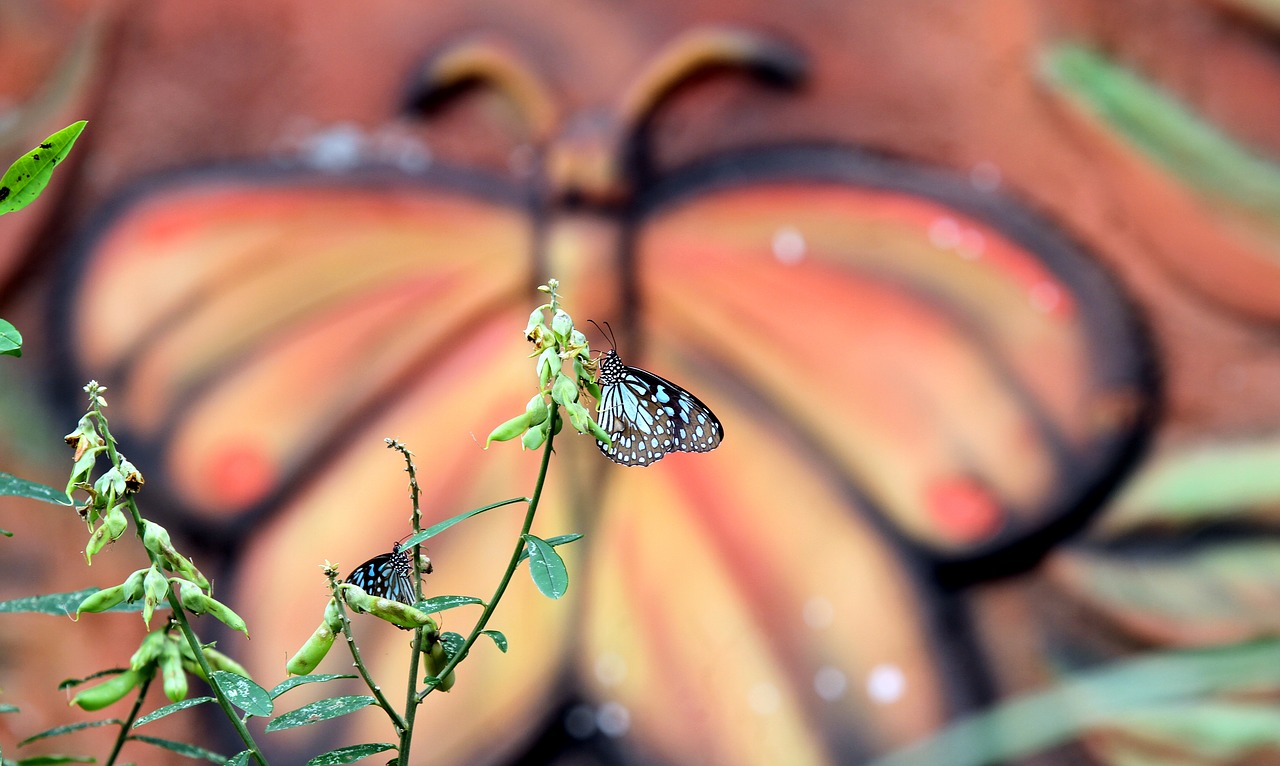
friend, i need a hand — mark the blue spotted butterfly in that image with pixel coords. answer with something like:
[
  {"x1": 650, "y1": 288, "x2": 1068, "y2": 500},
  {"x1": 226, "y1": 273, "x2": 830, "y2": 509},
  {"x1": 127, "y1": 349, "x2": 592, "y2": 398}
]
[
  {"x1": 344, "y1": 542, "x2": 422, "y2": 606},
  {"x1": 595, "y1": 347, "x2": 724, "y2": 466}
]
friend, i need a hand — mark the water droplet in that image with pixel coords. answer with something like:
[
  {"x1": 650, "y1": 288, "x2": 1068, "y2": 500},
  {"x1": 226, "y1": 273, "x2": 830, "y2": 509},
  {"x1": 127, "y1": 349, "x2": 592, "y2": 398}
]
[
  {"x1": 814, "y1": 666, "x2": 848, "y2": 701},
  {"x1": 597, "y1": 701, "x2": 631, "y2": 737},
  {"x1": 772, "y1": 226, "x2": 806, "y2": 264},
  {"x1": 970, "y1": 161, "x2": 1002, "y2": 192},
  {"x1": 928, "y1": 218, "x2": 961, "y2": 249},
  {"x1": 748, "y1": 682, "x2": 781, "y2": 715},
  {"x1": 564, "y1": 704, "x2": 596, "y2": 739},
  {"x1": 866, "y1": 663, "x2": 905, "y2": 704},
  {"x1": 594, "y1": 653, "x2": 627, "y2": 687},
  {"x1": 802, "y1": 596, "x2": 834, "y2": 630}
]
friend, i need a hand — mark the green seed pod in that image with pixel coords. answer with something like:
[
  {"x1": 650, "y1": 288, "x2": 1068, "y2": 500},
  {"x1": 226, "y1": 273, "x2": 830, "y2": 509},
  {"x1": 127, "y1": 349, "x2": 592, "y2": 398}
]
[
  {"x1": 85, "y1": 504, "x2": 129, "y2": 564},
  {"x1": 160, "y1": 638, "x2": 187, "y2": 703},
  {"x1": 524, "y1": 394, "x2": 549, "y2": 426},
  {"x1": 74, "y1": 584, "x2": 126, "y2": 619},
  {"x1": 286, "y1": 621, "x2": 336, "y2": 676},
  {"x1": 66, "y1": 447, "x2": 104, "y2": 503},
  {"x1": 69, "y1": 668, "x2": 147, "y2": 712},
  {"x1": 142, "y1": 566, "x2": 168, "y2": 627},
  {"x1": 93, "y1": 466, "x2": 125, "y2": 501},
  {"x1": 339, "y1": 583, "x2": 376, "y2": 614},
  {"x1": 423, "y1": 641, "x2": 456, "y2": 692},
  {"x1": 588, "y1": 417, "x2": 612, "y2": 447},
  {"x1": 323, "y1": 597, "x2": 344, "y2": 633},
  {"x1": 169, "y1": 555, "x2": 210, "y2": 591},
  {"x1": 551, "y1": 373, "x2": 579, "y2": 406},
  {"x1": 564, "y1": 401, "x2": 592, "y2": 434},
  {"x1": 205, "y1": 647, "x2": 250, "y2": 679},
  {"x1": 196, "y1": 596, "x2": 249, "y2": 637},
  {"x1": 551, "y1": 309, "x2": 573, "y2": 340},
  {"x1": 122, "y1": 567, "x2": 148, "y2": 602},
  {"x1": 536, "y1": 347, "x2": 559, "y2": 387},
  {"x1": 521, "y1": 422, "x2": 546, "y2": 451},
  {"x1": 367, "y1": 598, "x2": 438, "y2": 630},
  {"x1": 142, "y1": 521, "x2": 175, "y2": 560},
  {"x1": 484, "y1": 412, "x2": 532, "y2": 448},
  {"x1": 130, "y1": 629, "x2": 168, "y2": 671}
]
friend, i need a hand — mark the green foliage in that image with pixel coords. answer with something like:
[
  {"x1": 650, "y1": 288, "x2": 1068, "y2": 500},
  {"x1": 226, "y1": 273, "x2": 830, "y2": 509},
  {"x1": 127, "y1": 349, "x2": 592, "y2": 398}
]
[
  {"x1": 0, "y1": 121, "x2": 86, "y2": 216},
  {"x1": 265, "y1": 697, "x2": 375, "y2": 733},
  {"x1": 0, "y1": 473, "x2": 72, "y2": 506},
  {"x1": 0, "y1": 319, "x2": 20, "y2": 358}
]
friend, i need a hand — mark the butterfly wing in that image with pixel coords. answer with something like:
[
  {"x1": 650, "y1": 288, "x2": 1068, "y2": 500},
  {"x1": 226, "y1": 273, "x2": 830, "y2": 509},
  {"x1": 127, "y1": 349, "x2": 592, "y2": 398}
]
[
  {"x1": 597, "y1": 359, "x2": 723, "y2": 466},
  {"x1": 345, "y1": 546, "x2": 416, "y2": 605}
]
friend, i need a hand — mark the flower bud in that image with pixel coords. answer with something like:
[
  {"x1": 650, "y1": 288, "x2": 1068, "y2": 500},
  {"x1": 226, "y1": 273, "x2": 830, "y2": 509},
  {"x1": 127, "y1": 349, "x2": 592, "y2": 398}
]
[
  {"x1": 484, "y1": 412, "x2": 531, "y2": 448},
  {"x1": 160, "y1": 638, "x2": 187, "y2": 702},
  {"x1": 286, "y1": 621, "x2": 336, "y2": 676},
  {"x1": 75, "y1": 584, "x2": 126, "y2": 619},
  {"x1": 69, "y1": 669, "x2": 146, "y2": 712},
  {"x1": 551, "y1": 373, "x2": 578, "y2": 406},
  {"x1": 551, "y1": 309, "x2": 573, "y2": 340}
]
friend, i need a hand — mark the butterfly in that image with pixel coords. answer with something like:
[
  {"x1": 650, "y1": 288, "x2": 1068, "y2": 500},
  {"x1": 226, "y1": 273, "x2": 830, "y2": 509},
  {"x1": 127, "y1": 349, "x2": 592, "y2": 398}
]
[
  {"x1": 594, "y1": 345, "x2": 724, "y2": 467},
  {"x1": 344, "y1": 542, "x2": 421, "y2": 606}
]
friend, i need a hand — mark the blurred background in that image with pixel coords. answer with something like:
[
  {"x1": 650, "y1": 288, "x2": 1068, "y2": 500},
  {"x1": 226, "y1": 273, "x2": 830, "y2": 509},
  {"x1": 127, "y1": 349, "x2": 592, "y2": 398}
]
[{"x1": 3, "y1": 0, "x2": 1280, "y2": 763}]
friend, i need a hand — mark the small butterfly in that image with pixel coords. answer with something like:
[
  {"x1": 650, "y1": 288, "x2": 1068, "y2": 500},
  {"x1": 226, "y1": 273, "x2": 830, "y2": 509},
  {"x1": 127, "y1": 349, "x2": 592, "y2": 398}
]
[
  {"x1": 594, "y1": 335, "x2": 724, "y2": 467},
  {"x1": 344, "y1": 542, "x2": 421, "y2": 606}
]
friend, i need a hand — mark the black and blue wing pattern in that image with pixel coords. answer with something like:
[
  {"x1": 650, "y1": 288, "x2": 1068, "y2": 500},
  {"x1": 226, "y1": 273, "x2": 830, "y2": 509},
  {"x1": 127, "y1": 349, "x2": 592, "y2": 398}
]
[
  {"x1": 344, "y1": 542, "x2": 416, "y2": 605},
  {"x1": 595, "y1": 349, "x2": 724, "y2": 466}
]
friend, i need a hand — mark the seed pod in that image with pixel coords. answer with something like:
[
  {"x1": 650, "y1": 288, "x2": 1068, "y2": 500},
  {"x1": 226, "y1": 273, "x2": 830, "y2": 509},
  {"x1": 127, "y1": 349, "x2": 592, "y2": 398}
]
[
  {"x1": 521, "y1": 422, "x2": 546, "y2": 451},
  {"x1": 551, "y1": 309, "x2": 573, "y2": 340},
  {"x1": 141, "y1": 521, "x2": 176, "y2": 560},
  {"x1": 74, "y1": 584, "x2": 126, "y2": 619},
  {"x1": 423, "y1": 641, "x2": 456, "y2": 692},
  {"x1": 564, "y1": 401, "x2": 592, "y2": 434},
  {"x1": 202, "y1": 597, "x2": 249, "y2": 637},
  {"x1": 160, "y1": 638, "x2": 187, "y2": 703},
  {"x1": 536, "y1": 347, "x2": 559, "y2": 387},
  {"x1": 122, "y1": 567, "x2": 148, "y2": 602},
  {"x1": 286, "y1": 621, "x2": 336, "y2": 676},
  {"x1": 588, "y1": 417, "x2": 612, "y2": 448},
  {"x1": 117, "y1": 458, "x2": 144, "y2": 494},
  {"x1": 69, "y1": 668, "x2": 147, "y2": 712},
  {"x1": 93, "y1": 466, "x2": 125, "y2": 501},
  {"x1": 551, "y1": 373, "x2": 578, "y2": 406},
  {"x1": 205, "y1": 648, "x2": 250, "y2": 679},
  {"x1": 525, "y1": 394, "x2": 549, "y2": 426},
  {"x1": 85, "y1": 504, "x2": 129, "y2": 564},
  {"x1": 130, "y1": 629, "x2": 168, "y2": 671},
  {"x1": 323, "y1": 597, "x2": 344, "y2": 633},
  {"x1": 484, "y1": 412, "x2": 532, "y2": 448}
]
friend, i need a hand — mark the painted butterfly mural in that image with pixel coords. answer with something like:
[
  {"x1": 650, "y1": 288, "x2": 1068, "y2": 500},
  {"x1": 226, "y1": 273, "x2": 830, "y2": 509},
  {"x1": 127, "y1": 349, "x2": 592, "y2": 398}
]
[{"x1": 5, "y1": 1, "x2": 1280, "y2": 765}]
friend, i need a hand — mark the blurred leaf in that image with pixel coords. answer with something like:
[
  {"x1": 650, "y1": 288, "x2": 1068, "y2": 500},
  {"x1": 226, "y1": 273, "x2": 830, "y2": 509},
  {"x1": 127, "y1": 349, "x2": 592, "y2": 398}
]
[
  {"x1": 265, "y1": 696, "x2": 374, "y2": 733},
  {"x1": 211, "y1": 671, "x2": 271, "y2": 718},
  {"x1": 18, "y1": 719, "x2": 118, "y2": 746},
  {"x1": 0, "y1": 121, "x2": 86, "y2": 216},
  {"x1": 225, "y1": 752, "x2": 251, "y2": 766},
  {"x1": 13, "y1": 757, "x2": 94, "y2": 765},
  {"x1": 128, "y1": 734, "x2": 226, "y2": 763},
  {"x1": 481, "y1": 630, "x2": 508, "y2": 653},
  {"x1": 0, "y1": 528, "x2": 12, "y2": 538},
  {"x1": 1090, "y1": 702, "x2": 1280, "y2": 764},
  {"x1": 414, "y1": 595, "x2": 483, "y2": 613},
  {"x1": 0, "y1": 473, "x2": 72, "y2": 506},
  {"x1": 522, "y1": 534, "x2": 568, "y2": 599},
  {"x1": 132, "y1": 697, "x2": 214, "y2": 728},
  {"x1": 515, "y1": 533, "x2": 584, "y2": 564},
  {"x1": 870, "y1": 640, "x2": 1280, "y2": 766},
  {"x1": 1052, "y1": 542, "x2": 1280, "y2": 645},
  {"x1": 0, "y1": 589, "x2": 151, "y2": 615},
  {"x1": 0, "y1": 704, "x2": 18, "y2": 713},
  {"x1": 306, "y1": 743, "x2": 395, "y2": 765},
  {"x1": 0, "y1": 319, "x2": 20, "y2": 358},
  {"x1": 269, "y1": 674, "x2": 356, "y2": 699}
]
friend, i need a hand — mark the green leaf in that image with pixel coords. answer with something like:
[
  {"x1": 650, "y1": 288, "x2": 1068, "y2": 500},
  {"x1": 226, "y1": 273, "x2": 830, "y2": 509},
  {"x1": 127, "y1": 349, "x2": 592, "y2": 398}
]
[
  {"x1": 128, "y1": 734, "x2": 227, "y2": 763},
  {"x1": 0, "y1": 319, "x2": 20, "y2": 358},
  {"x1": 269, "y1": 674, "x2": 357, "y2": 699},
  {"x1": 414, "y1": 595, "x2": 483, "y2": 613},
  {"x1": 522, "y1": 534, "x2": 569, "y2": 599},
  {"x1": 0, "y1": 473, "x2": 72, "y2": 506},
  {"x1": 265, "y1": 696, "x2": 374, "y2": 733},
  {"x1": 13, "y1": 757, "x2": 95, "y2": 765},
  {"x1": 211, "y1": 671, "x2": 271, "y2": 718},
  {"x1": 1, "y1": 528, "x2": 12, "y2": 538},
  {"x1": 481, "y1": 630, "x2": 508, "y2": 653},
  {"x1": 0, "y1": 121, "x2": 87, "y2": 216},
  {"x1": 401, "y1": 496, "x2": 527, "y2": 548},
  {"x1": 306, "y1": 743, "x2": 396, "y2": 765},
  {"x1": 132, "y1": 697, "x2": 215, "y2": 728},
  {"x1": 0, "y1": 589, "x2": 151, "y2": 615},
  {"x1": 225, "y1": 752, "x2": 252, "y2": 766},
  {"x1": 438, "y1": 631, "x2": 466, "y2": 660},
  {"x1": 18, "y1": 718, "x2": 119, "y2": 746},
  {"x1": 0, "y1": 703, "x2": 18, "y2": 713},
  {"x1": 515, "y1": 533, "x2": 584, "y2": 564}
]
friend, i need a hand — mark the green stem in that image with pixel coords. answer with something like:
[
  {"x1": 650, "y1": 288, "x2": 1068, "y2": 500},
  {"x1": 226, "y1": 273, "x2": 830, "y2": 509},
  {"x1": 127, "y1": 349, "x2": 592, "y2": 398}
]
[
  {"x1": 419, "y1": 411, "x2": 558, "y2": 702},
  {"x1": 103, "y1": 671, "x2": 153, "y2": 766},
  {"x1": 332, "y1": 588, "x2": 409, "y2": 733},
  {"x1": 394, "y1": 442, "x2": 425, "y2": 766},
  {"x1": 95, "y1": 410, "x2": 270, "y2": 766}
]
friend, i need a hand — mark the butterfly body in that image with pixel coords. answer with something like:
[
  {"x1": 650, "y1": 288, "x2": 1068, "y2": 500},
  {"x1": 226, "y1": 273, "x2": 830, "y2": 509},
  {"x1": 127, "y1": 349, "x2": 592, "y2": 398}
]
[
  {"x1": 345, "y1": 542, "x2": 417, "y2": 606},
  {"x1": 595, "y1": 348, "x2": 723, "y2": 466}
]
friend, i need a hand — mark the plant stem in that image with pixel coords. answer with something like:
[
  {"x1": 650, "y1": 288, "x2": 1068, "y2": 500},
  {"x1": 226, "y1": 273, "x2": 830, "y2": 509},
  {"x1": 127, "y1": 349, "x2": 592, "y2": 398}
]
[
  {"x1": 419, "y1": 411, "x2": 558, "y2": 702},
  {"x1": 393, "y1": 441, "x2": 425, "y2": 766},
  {"x1": 333, "y1": 589, "x2": 409, "y2": 733},
  {"x1": 95, "y1": 410, "x2": 270, "y2": 766},
  {"x1": 103, "y1": 671, "x2": 153, "y2": 766}
]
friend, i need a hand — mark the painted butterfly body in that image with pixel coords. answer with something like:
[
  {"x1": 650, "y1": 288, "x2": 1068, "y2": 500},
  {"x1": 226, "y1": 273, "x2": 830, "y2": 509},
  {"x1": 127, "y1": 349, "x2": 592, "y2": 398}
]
[
  {"x1": 595, "y1": 348, "x2": 724, "y2": 466},
  {"x1": 344, "y1": 542, "x2": 417, "y2": 605}
]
